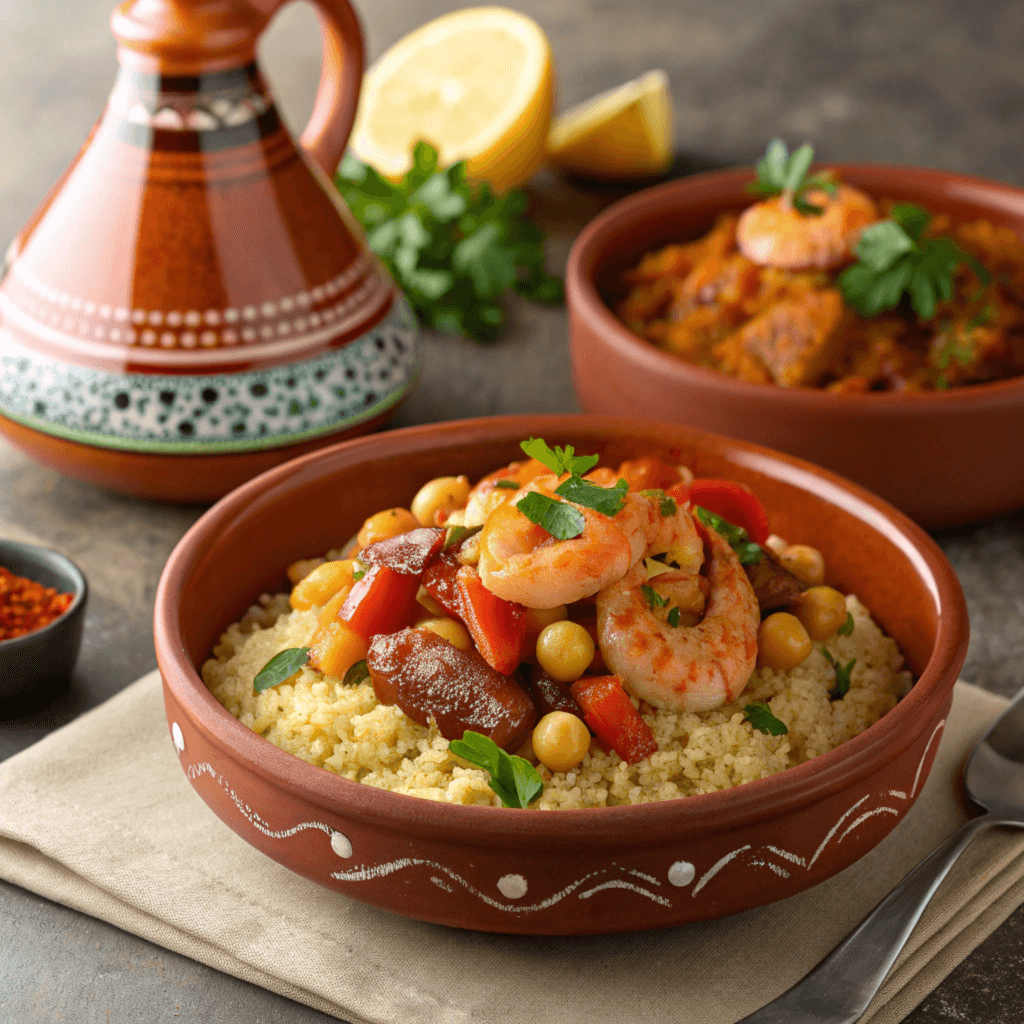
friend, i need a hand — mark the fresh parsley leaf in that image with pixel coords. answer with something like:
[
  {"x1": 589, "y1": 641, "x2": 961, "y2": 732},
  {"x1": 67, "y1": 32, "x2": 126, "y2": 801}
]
[
  {"x1": 554, "y1": 475, "x2": 628, "y2": 517},
  {"x1": 520, "y1": 438, "x2": 600, "y2": 477},
  {"x1": 822, "y1": 648, "x2": 857, "y2": 701},
  {"x1": 694, "y1": 506, "x2": 764, "y2": 564},
  {"x1": 342, "y1": 659, "x2": 370, "y2": 686},
  {"x1": 336, "y1": 142, "x2": 562, "y2": 342},
  {"x1": 839, "y1": 207, "x2": 990, "y2": 322},
  {"x1": 494, "y1": 479, "x2": 520, "y2": 490},
  {"x1": 640, "y1": 489, "x2": 677, "y2": 517},
  {"x1": 516, "y1": 491, "x2": 586, "y2": 540},
  {"x1": 745, "y1": 139, "x2": 836, "y2": 217},
  {"x1": 352, "y1": 567, "x2": 365, "y2": 582},
  {"x1": 443, "y1": 524, "x2": 482, "y2": 549},
  {"x1": 667, "y1": 606, "x2": 681, "y2": 628},
  {"x1": 744, "y1": 701, "x2": 789, "y2": 736},
  {"x1": 448, "y1": 731, "x2": 543, "y2": 807},
  {"x1": 641, "y1": 584, "x2": 669, "y2": 610},
  {"x1": 838, "y1": 612, "x2": 855, "y2": 637},
  {"x1": 254, "y1": 648, "x2": 310, "y2": 692}
]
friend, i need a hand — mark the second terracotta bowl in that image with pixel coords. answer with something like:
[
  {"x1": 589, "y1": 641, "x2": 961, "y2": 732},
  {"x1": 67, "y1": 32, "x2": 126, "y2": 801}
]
[
  {"x1": 154, "y1": 415, "x2": 967, "y2": 934},
  {"x1": 567, "y1": 164, "x2": 1024, "y2": 529}
]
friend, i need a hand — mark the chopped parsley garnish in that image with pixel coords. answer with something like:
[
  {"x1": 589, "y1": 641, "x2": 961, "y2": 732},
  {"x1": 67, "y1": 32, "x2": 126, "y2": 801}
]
[
  {"x1": 335, "y1": 142, "x2": 562, "y2": 343},
  {"x1": 640, "y1": 489, "x2": 678, "y2": 516},
  {"x1": 554, "y1": 475, "x2": 628, "y2": 517},
  {"x1": 448, "y1": 731, "x2": 543, "y2": 808},
  {"x1": 520, "y1": 438, "x2": 600, "y2": 477},
  {"x1": 443, "y1": 524, "x2": 482, "y2": 549},
  {"x1": 744, "y1": 701, "x2": 789, "y2": 736},
  {"x1": 514, "y1": 439, "x2": 628, "y2": 540},
  {"x1": 838, "y1": 612, "x2": 855, "y2": 637},
  {"x1": 342, "y1": 659, "x2": 370, "y2": 686},
  {"x1": 254, "y1": 648, "x2": 310, "y2": 692},
  {"x1": 745, "y1": 139, "x2": 837, "y2": 216},
  {"x1": 516, "y1": 491, "x2": 586, "y2": 540},
  {"x1": 694, "y1": 506, "x2": 764, "y2": 565},
  {"x1": 352, "y1": 567, "x2": 365, "y2": 582},
  {"x1": 839, "y1": 202, "x2": 990, "y2": 321},
  {"x1": 823, "y1": 648, "x2": 857, "y2": 701},
  {"x1": 494, "y1": 479, "x2": 520, "y2": 490},
  {"x1": 640, "y1": 584, "x2": 669, "y2": 610},
  {"x1": 667, "y1": 606, "x2": 681, "y2": 628}
]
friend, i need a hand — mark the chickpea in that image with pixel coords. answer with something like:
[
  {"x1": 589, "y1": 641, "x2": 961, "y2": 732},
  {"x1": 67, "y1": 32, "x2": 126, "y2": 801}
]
[
  {"x1": 417, "y1": 617, "x2": 472, "y2": 651},
  {"x1": 536, "y1": 620, "x2": 595, "y2": 683},
  {"x1": 416, "y1": 585, "x2": 446, "y2": 617},
  {"x1": 792, "y1": 586, "x2": 848, "y2": 642},
  {"x1": 758, "y1": 612, "x2": 813, "y2": 671},
  {"x1": 532, "y1": 711, "x2": 591, "y2": 773},
  {"x1": 411, "y1": 475, "x2": 471, "y2": 526},
  {"x1": 290, "y1": 559, "x2": 357, "y2": 611},
  {"x1": 779, "y1": 544, "x2": 826, "y2": 587},
  {"x1": 357, "y1": 507, "x2": 419, "y2": 548},
  {"x1": 309, "y1": 620, "x2": 368, "y2": 678}
]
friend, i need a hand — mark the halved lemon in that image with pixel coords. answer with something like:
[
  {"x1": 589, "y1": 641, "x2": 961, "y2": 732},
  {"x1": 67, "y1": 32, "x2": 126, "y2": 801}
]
[
  {"x1": 349, "y1": 7, "x2": 555, "y2": 193},
  {"x1": 547, "y1": 70, "x2": 673, "y2": 179}
]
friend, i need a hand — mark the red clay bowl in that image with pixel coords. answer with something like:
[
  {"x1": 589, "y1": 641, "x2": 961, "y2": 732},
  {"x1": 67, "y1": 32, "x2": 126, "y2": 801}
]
[
  {"x1": 153, "y1": 415, "x2": 968, "y2": 935},
  {"x1": 567, "y1": 164, "x2": 1024, "y2": 529}
]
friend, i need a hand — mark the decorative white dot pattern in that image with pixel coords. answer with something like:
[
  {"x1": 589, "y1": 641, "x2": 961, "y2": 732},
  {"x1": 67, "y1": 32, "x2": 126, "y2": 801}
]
[
  {"x1": 497, "y1": 874, "x2": 528, "y2": 899},
  {"x1": 668, "y1": 861, "x2": 696, "y2": 887}
]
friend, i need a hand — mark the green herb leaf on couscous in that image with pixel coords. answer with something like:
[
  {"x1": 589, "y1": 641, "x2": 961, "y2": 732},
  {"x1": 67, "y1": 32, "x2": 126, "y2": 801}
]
[
  {"x1": 823, "y1": 648, "x2": 857, "y2": 701},
  {"x1": 743, "y1": 701, "x2": 789, "y2": 736},
  {"x1": 342, "y1": 659, "x2": 370, "y2": 686},
  {"x1": 838, "y1": 612, "x2": 855, "y2": 637},
  {"x1": 449, "y1": 730, "x2": 543, "y2": 808},
  {"x1": 254, "y1": 647, "x2": 310, "y2": 692}
]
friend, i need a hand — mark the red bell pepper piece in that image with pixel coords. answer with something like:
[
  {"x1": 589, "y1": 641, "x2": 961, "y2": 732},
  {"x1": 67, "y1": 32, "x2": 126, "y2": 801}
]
[
  {"x1": 359, "y1": 528, "x2": 445, "y2": 575},
  {"x1": 341, "y1": 564, "x2": 421, "y2": 641},
  {"x1": 422, "y1": 555, "x2": 530, "y2": 675},
  {"x1": 687, "y1": 479, "x2": 770, "y2": 545},
  {"x1": 570, "y1": 675, "x2": 658, "y2": 764}
]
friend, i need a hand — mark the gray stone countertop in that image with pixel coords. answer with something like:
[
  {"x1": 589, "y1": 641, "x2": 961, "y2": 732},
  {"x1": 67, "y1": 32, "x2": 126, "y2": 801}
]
[{"x1": 1, "y1": 0, "x2": 1023, "y2": 1020}]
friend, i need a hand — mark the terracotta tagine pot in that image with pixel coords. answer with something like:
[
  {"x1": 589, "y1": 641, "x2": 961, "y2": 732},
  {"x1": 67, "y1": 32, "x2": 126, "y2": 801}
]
[{"x1": 0, "y1": 0, "x2": 419, "y2": 503}]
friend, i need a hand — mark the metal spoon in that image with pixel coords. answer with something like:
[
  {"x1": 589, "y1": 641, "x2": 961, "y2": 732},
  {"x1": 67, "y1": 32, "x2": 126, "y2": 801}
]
[{"x1": 738, "y1": 688, "x2": 1024, "y2": 1024}]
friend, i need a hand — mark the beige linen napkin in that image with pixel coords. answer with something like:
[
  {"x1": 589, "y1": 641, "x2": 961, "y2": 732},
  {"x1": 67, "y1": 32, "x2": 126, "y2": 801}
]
[{"x1": 1, "y1": 674, "x2": 1022, "y2": 1024}]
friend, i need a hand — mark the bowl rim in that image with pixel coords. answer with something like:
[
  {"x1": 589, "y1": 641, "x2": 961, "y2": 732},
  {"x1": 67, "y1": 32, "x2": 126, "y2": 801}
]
[
  {"x1": 0, "y1": 539, "x2": 88, "y2": 650},
  {"x1": 154, "y1": 413, "x2": 968, "y2": 844},
  {"x1": 566, "y1": 161, "x2": 1024, "y2": 412}
]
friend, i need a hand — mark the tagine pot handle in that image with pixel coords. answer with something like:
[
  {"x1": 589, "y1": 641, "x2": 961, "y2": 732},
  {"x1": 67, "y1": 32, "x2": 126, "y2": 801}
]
[{"x1": 289, "y1": 0, "x2": 366, "y2": 175}]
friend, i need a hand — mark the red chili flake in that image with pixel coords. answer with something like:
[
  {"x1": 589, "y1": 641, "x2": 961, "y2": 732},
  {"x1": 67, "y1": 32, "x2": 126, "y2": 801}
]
[{"x1": 0, "y1": 567, "x2": 74, "y2": 641}]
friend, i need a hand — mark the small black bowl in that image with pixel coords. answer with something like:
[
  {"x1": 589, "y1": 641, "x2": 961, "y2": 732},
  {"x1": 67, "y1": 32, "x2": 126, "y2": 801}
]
[{"x1": 0, "y1": 541, "x2": 87, "y2": 715}]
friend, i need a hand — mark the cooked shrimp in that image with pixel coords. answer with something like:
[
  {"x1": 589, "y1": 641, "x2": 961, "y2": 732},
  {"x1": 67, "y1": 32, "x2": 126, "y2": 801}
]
[
  {"x1": 477, "y1": 477, "x2": 653, "y2": 608},
  {"x1": 736, "y1": 185, "x2": 878, "y2": 271},
  {"x1": 477, "y1": 477, "x2": 702, "y2": 610},
  {"x1": 596, "y1": 525, "x2": 760, "y2": 713}
]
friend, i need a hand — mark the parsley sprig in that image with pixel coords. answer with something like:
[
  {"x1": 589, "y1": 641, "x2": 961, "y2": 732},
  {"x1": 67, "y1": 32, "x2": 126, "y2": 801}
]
[
  {"x1": 744, "y1": 701, "x2": 789, "y2": 736},
  {"x1": 336, "y1": 142, "x2": 563, "y2": 342},
  {"x1": 449, "y1": 731, "x2": 544, "y2": 808},
  {"x1": 254, "y1": 648, "x2": 310, "y2": 692},
  {"x1": 839, "y1": 203, "x2": 990, "y2": 321},
  {"x1": 694, "y1": 506, "x2": 763, "y2": 565},
  {"x1": 514, "y1": 439, "x2": 628, "y2": 541},
  {"x1": 746, "y1": 139, "x2": 837, "y2": 216},
  {"x1": 822, "y1": 648, "x2": 857, "y2": 701}
]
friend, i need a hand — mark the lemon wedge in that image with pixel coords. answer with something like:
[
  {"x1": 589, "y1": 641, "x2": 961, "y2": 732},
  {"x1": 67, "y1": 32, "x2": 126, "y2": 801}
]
[
  {"x1": 547, "y1": 70, "x2": 674, "y2": 179},
  {"x1": 349, "y1": 7, "x2": 555, "y2": 193}
]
